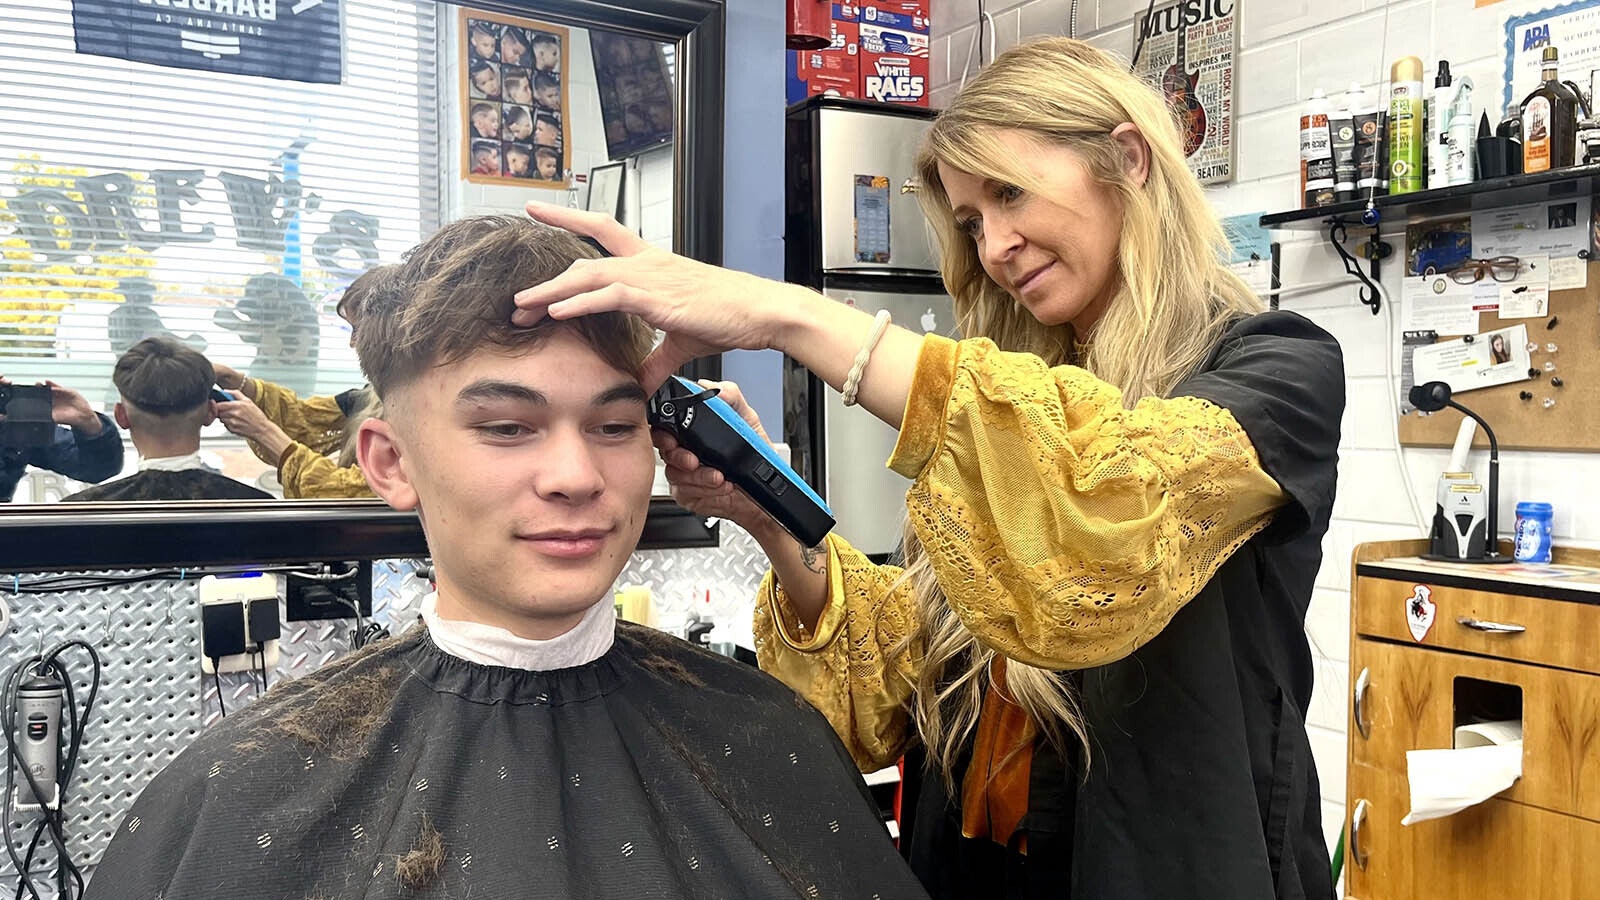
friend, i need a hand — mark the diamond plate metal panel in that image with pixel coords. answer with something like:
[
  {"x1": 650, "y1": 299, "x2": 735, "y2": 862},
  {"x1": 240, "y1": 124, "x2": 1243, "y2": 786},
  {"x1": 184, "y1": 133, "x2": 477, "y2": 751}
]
[{"x1": 0, "y1": 538, "x2": 770, "y2": 890}]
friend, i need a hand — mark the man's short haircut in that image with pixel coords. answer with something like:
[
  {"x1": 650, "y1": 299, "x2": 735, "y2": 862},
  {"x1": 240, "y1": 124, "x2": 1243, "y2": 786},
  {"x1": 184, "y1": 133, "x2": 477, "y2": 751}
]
[
  {"x1": 531, "y1": 31, "x2": 558, "y2": 48},
  {"x1": 504, "y1": 106, "x2": 531, "y2": 127},
  {"x1": 114, "y1": 336, "x2": 215, "y2": 437},
  {"x1": 355, "y1": 216, "x2": 654, "y2": 404},
  {"x1": 534, "y1": 146, "x2": 558, "y2": 161},
  {"x1": 534, "y1": 71, "x2": 559, "y2": 91},
  {"x1": 503, "y1": 69, "x2": 530, "y2": 88}
]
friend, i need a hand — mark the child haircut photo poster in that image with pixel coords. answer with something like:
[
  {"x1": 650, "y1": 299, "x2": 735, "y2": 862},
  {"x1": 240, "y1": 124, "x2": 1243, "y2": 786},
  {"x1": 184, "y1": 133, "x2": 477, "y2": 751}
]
[
  {"x1": 460, "y1": 8, "x2": 570, "y2": 188},
  {"x1": 1134, "y1": 0, "x2": 1237, "y2": 185}
]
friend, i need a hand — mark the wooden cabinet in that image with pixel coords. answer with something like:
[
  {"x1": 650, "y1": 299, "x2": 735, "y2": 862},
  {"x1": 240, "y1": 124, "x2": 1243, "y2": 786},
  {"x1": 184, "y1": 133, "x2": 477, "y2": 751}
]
[{"x1": 1346, "y1": 541, "x2": 1600, "y2": 899}]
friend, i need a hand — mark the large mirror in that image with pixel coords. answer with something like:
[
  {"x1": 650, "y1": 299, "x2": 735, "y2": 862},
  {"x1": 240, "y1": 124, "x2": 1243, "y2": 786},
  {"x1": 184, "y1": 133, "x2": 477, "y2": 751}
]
[{"x1": 0, "y1": 0, "x2": 723, "y2": 562}]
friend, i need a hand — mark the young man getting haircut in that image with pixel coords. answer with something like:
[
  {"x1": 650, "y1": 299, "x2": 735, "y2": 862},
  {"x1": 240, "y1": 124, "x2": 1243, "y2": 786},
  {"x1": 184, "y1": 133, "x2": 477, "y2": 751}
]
[
  {"x1": 85, "y1": 216, "x2": 928, "y2": 900},
  {"x1": 63, "y1": 336, "x2": 269, "y2": 502}
]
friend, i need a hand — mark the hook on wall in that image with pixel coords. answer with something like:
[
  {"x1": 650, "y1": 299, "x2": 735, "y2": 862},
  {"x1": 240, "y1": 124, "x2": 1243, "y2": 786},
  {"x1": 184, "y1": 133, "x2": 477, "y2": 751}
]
[{"x1": 1327, "y1": 219, "x2": 1391, "y2": 315}]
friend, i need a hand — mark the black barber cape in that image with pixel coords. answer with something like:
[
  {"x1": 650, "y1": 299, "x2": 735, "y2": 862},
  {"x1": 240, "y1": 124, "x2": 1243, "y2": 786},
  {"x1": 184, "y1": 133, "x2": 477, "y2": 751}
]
[
  {"x1": 904, "y1": 311, "x2": 1343, "y2": 900},
  {"x1": 88, "y1": 623, "x2": 929, "y2": 900}
]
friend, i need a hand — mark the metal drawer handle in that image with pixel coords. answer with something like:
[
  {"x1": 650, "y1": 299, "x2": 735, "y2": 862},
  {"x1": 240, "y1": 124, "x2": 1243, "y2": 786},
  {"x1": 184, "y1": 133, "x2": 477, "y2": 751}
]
[
  {"x1": 1354, "y1": 667, "x2": 1371, "y2": 739},
  {"x1": 1351, "y1": 798, "x2": 1371, "y2": 871},
  {"x1": 1457, "y1": 616, "x2": 1527, "y2": 634}
]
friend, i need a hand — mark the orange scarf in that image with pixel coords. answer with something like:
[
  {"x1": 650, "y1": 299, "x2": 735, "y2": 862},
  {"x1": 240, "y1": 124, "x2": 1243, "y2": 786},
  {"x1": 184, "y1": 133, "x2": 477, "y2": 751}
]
[{"x1": 959, "y1": 658, "x2": 1036, "y2": 852}]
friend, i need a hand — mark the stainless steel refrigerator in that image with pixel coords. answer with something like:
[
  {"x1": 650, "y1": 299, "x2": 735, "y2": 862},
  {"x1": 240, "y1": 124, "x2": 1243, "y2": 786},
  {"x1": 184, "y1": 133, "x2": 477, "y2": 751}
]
[{"x1": 784, "y1": 97, "x2": 957, "y2": 560}]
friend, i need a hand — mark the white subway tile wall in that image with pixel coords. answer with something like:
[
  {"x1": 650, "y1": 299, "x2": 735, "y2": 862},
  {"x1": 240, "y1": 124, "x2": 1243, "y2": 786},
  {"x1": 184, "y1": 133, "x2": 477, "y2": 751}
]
[{"x1": 931, "y1": 0, "x2": 1600, "y2": 869}]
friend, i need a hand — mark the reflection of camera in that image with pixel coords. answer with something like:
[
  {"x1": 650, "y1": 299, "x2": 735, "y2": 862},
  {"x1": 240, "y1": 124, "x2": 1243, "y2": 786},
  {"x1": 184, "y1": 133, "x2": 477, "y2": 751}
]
[{"x1": 0, "y1": 384, "x2": 55, "y2": 449}]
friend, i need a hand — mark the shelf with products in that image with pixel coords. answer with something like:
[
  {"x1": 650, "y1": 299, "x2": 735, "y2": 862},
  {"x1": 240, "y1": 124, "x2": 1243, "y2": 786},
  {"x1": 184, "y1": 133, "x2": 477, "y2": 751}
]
[
  {"x1": 1258, "y1": 163, "x2": 1600, "y2": 231},
  {"x1": 1256, "y1": 164, "x2": 1600, "y2": 314}
]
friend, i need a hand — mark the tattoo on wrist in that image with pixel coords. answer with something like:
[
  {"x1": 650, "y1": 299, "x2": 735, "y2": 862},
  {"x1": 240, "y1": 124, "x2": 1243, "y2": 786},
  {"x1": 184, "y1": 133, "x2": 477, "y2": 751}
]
[{"x1": 799, "y1": 541, "x2": 825, "y2": 575}]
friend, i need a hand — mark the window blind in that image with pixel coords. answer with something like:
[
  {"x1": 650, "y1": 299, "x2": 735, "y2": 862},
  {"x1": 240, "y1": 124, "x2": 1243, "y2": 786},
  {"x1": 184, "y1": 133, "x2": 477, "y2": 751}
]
[{"x1": 0, "y1": 0, "x2": 442, "y2": 402}]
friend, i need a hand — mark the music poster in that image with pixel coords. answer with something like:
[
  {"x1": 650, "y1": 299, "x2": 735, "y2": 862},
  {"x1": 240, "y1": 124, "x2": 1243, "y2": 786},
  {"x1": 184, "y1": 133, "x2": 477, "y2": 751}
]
[{"x1": 1133, "y1": 0, "x2": 1237, "y2": 185}]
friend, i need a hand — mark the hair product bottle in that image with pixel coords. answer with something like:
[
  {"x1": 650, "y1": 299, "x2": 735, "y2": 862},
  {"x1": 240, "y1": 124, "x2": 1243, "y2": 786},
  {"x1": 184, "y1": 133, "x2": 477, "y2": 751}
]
[
  {"x1": 1301, "y1": 88, "x2": 1336, "y2": 207},
  {"x1": 1389, "y1": 56, "x2": 1426, "y2": 194},
  {"x1": 1521, "y1": 44, "x2": 1580, "y2": 173}
]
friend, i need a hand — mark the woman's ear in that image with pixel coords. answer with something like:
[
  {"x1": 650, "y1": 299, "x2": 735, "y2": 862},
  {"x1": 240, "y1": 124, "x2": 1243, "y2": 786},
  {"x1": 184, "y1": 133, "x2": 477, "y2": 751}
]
[
  {"x1": 356, "y1": 418, "x2": 418, "y2": 511},
  {"x1": 1110, "y1": 122, "x2": 1151, "y2": 188}
]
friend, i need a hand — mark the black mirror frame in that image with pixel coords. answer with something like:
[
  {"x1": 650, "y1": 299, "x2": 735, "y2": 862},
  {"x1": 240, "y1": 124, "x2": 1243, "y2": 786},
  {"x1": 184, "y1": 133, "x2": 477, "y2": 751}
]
[{"x1": 0, "y1": 0, "x2": 725, "y2": 573}]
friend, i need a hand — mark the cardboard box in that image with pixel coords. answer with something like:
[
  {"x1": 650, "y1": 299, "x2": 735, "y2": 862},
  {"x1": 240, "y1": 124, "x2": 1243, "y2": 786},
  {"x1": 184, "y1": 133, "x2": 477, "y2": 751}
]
[
  {"x1": 787, "y1": 15, "x2": 861, "y2": 103},
  {"x1": 859, "y1": 21, "x2": 929, "y2": 105},
  {"x1": 860, "y1": 3, "x2": 929, "y2": 34}
]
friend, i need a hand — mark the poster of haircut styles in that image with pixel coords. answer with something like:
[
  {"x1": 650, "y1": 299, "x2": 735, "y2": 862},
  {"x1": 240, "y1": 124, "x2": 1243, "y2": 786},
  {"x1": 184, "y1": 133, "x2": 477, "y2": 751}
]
[
  {"x1": 460, "y1": 9, "x2": 569, "y2": 187},
  {"x1": 1133, "y1": 0, "x2": 1237, "y2": 185}
]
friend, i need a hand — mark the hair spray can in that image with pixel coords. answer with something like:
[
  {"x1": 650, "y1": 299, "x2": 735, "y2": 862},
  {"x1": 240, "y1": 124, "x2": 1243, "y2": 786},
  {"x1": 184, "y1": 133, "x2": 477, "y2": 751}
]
[{"x1": 1389, "y1": 56, "x2": 1426, "y2": 194}]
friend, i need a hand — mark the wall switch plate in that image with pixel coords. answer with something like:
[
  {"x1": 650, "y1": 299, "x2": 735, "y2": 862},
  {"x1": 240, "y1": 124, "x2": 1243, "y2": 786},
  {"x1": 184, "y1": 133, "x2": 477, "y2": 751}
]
[
  {"x1": 285, "y1": 561, "x2": 373, "y2": 622},
  {"x1": 198, "y1": 574, "x2": 280, "y2": 674}
]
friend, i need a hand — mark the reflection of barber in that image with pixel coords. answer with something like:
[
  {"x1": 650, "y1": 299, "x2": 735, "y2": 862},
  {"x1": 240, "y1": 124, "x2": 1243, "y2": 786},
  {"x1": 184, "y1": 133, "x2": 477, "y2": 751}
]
[
  {"x1": 213, "y1": 273, "x2": 321, "y2": 395},
  {"x1": 212, "y1": 267, "x2": 394, "y2": 499},
  {"x1": 0, "y1": 377, "x2": 123, "y2": 502}
]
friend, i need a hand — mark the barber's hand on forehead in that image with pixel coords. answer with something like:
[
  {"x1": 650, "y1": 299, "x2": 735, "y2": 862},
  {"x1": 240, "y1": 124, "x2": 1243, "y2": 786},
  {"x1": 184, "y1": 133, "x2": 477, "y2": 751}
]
[{"x1": 516, "y1": 201, "x2": 784, "y2": 392}]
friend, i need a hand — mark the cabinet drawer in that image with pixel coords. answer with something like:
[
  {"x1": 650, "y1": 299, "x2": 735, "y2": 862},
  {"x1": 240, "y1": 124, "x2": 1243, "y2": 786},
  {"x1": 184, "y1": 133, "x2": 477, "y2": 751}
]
[
  {"x1": 1349, "y1": 637, "x2": 1600, "y2": 821},
  {"x1": 1345, "y1": 763, "x2": 1600, "y2": 900},
  {"x1": 1354, "y1": 574, "x2": 1600, "y2": 673}
]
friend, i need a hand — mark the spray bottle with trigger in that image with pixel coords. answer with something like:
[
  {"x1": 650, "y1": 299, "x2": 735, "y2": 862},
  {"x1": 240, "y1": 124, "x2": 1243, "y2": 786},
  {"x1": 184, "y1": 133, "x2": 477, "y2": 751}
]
[{"x1": 13, "y1": 668, "x2": 64, "y2": 810}]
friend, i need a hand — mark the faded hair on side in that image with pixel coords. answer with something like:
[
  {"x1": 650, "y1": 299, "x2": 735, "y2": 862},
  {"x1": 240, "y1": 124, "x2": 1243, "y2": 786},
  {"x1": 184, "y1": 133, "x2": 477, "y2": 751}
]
[{"x1": 355, "y1": 215, "x2": 654, "y2": 402}]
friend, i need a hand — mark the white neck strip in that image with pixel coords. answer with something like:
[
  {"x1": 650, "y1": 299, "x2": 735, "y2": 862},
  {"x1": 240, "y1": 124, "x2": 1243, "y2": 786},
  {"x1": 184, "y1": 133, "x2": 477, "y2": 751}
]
[{"x1": 421, "y1": 593, "x2": 615, "y2": 671}]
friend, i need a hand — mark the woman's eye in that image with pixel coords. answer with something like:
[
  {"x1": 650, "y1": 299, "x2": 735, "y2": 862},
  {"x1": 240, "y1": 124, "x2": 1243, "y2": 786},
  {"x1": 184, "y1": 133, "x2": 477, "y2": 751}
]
[
  {"x1": 956, "y1": 217, "x2": 981, "y2": 238},
  {"x1": 996, "y1": 184, "x2": 1023, "y2": 202}
]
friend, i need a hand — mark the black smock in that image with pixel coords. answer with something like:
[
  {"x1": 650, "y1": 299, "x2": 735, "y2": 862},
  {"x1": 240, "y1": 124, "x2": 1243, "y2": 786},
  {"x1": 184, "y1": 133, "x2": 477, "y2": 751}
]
[
  {"x1": 62, "y1": 468, "x2": 272, "y2": 501},
  {"x1": 87, "y1": 623, "x2": 931, "y2": 900},
  {"x1": 903, "y1": 311, "x2": 1344, "y2": 900}
]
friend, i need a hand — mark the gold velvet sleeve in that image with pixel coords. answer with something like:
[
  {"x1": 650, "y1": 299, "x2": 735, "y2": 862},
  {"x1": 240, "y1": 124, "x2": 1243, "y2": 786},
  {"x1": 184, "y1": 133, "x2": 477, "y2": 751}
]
[
  {"x1": 754, "y1": 533, "x2": 920, "y2": 773},
  {"x1": 276, "y1": 442, "x2": 375, "y2": 500},
  {"x1": 886, "y1": 335, "x2": 1288, "y2": 671},
  {"x1": 247, "y1": 378, "x2": 347, "y2": 456}
]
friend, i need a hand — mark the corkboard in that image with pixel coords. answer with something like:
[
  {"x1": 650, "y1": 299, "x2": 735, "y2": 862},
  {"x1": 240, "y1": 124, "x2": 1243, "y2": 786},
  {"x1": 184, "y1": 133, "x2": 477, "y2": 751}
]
[{"x1": 1399, "y1": 262, "x2": 1600, "y2": 452}]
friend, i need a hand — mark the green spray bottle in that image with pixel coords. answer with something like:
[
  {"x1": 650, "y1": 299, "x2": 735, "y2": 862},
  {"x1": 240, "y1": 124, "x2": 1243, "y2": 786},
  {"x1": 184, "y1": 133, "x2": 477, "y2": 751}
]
[{"x1": 1389, "y1": 55, "x2": 1426, "y2": 194}]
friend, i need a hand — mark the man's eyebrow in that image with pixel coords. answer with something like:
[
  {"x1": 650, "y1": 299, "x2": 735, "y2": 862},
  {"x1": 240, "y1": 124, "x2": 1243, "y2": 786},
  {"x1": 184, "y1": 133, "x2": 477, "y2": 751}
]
[
  {"x1": 593, "y1": 383, "x2": 648, "y2": 407},
  {"x1": 453, "y1": 381, "x2": 646, "y2": 408},
  {"x1": 455, "y1": 380, "x2": 545, "y2": 407}
]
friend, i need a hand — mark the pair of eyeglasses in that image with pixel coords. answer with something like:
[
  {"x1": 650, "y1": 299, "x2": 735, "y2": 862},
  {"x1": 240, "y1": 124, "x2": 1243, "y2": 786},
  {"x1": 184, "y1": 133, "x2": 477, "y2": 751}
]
[{"x1": 1448, "y1": 256, "x2": 1523, "y2": 284}]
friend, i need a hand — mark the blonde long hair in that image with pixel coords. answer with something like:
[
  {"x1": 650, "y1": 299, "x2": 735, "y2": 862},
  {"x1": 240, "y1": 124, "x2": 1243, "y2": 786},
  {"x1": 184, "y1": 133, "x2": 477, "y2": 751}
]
[{"x1": 902, "y1": 37, "x2": 1264, "y2": 786}]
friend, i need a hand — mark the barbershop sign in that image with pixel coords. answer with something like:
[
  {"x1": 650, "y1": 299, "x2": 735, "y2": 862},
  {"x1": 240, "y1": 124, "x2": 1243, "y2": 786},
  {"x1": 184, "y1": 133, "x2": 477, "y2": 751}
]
[
  {"x1": 8, "y1": 161, "x2": 379, "y2": 275},
  {"x1": 72, "y1": 0, "x2": 342, "y2": 84}
]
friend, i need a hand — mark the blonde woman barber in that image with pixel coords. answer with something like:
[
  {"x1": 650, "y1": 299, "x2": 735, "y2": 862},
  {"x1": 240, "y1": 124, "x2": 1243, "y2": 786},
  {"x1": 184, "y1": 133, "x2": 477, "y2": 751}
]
[{"x1": 517, "y1": 38, "x2": 1343, "y2": 900}]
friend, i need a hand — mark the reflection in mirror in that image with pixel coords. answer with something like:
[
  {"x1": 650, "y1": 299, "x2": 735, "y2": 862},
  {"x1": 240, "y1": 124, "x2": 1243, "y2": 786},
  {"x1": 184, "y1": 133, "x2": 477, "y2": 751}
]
[{"x1": 0, "y1": 0, "x2": 678, "y2": 506}]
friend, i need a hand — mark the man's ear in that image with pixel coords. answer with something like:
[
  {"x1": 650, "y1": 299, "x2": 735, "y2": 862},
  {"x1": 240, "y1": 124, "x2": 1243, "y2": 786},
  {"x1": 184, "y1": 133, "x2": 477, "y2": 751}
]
[
  {"x1": 357, "y1": 418, "x2": 419, "y2": 511},
  {"x1": 201, "y1": 401, "x2": 217, "y2": 427},
  {"x1": 1110, "y1": 122, "x2": 1151, "y2": 188},
  {"x1": 112, "y1": 402, "x2": 131, "y2": 430}
]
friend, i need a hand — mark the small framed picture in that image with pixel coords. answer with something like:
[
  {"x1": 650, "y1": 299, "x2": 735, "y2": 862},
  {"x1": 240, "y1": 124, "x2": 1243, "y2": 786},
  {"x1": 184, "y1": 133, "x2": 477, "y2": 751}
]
[{"x1": 586, "y1": 162, "x2": 625, "y2": 219}]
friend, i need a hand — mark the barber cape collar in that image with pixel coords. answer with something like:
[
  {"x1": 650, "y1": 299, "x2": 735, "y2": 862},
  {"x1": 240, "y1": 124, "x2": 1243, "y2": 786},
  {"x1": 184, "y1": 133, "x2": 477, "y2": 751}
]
[
  {"x1": 86, "y1": 612, "x2": 929, "y2": 899},
  {"x1": 419, "y1": 591, "x2": 615, "y2": 671}
]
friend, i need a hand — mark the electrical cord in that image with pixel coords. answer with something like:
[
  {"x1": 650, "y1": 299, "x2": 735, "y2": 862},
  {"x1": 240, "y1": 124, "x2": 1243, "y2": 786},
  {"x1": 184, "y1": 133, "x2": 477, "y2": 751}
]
[
  {"x1": 212, "y1": 667, "x2": 227, "y2": 718},
  {"x1": 2, "y1": 641, "x2": 101, "y2": 900}
]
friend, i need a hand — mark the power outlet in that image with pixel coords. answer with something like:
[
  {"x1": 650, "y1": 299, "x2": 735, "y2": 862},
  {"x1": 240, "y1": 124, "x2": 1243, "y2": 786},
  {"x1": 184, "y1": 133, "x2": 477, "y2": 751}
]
[{"x1": 285, "y1": 561, "x2": 373, "y2": 622}]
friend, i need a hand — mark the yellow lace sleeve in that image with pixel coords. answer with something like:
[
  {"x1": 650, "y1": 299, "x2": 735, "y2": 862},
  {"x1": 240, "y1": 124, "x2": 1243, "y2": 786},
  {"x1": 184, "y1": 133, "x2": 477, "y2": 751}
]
[
  {"x1": 248, "y1": 379, "x2": 347, "y2": 456},
  {"x1": 277, "y1": 443, "x2": 375, "y2": 500},
  {"x1": 887, "y1": 335, "x2": 1287, "y2": 671},
  {"x1": 754, "y1": 533, "x2": 919, "y2": 773}
]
